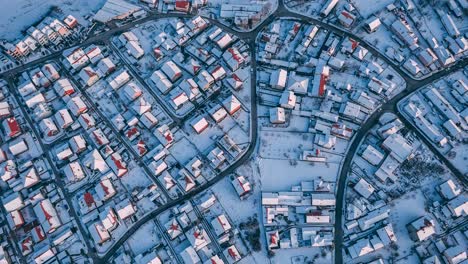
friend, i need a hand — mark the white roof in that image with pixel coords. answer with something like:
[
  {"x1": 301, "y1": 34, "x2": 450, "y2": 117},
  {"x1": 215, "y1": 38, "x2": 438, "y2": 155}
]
[
  {"x1": 211, "y1": 214, "x2": 232, "y2": 236},
  {"x1": 64, "y1": 161, "x2": 85, "y2": 182},
  {"x1": 191, "y1": 116, "x2": 209, "y2": 134},
  {"x1": 94, "y1": 0, "x2": 142, "y2": 23},
  {"x1": 2, "y1": 192, "x2": 24, "y2": 212},
  {"x1": 354, "y1": 178, "x2": 375, "y2": 198},
  {"x1": 116, "y1": 199, "x2": 136, "y2": 220},
  {"x1": 33, "y1": 199, "x2": 61, "y2": 233},
  {"x1": 438, "y1": 179, "x2": 461, "y2": 200},
  {"x1": 222, "y1": 94, "x2": 241, "y2": 115},
  {"x1": 311, "y1": 193, "x2": 336, "y2": 206},
  {"x1": 361, "y1": 145, "x2": 384, "y2": 166}
]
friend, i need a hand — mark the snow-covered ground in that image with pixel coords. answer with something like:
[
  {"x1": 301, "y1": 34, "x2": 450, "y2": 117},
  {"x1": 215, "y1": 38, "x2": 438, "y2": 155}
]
[{"x1": 0, "y1": 0, "x2": 105, "y2": 41}]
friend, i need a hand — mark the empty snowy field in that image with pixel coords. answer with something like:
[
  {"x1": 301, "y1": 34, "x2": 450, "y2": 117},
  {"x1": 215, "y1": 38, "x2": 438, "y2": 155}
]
[{"x1": 0, "y1": 0, "x2": 105, "y2": 40}]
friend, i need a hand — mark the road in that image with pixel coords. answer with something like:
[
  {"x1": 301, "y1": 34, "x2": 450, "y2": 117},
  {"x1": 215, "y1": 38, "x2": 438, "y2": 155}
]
[{"x1": 1, "y1": 1, "x2": 467, "y2": 263}]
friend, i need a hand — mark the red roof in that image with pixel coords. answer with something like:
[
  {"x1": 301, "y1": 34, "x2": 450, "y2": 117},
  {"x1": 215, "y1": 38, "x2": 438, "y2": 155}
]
[
  {"x1": 341, "y1": 11, "x2": 354, "y2": 19},
  {"x1": 21, "y1": 237, "x2": 32, "y2": 252},
  {"x1": 137, "y1": 140, "x2": 147, "y2": 155},
  {"x1": 228, "y1": 48, "x2": 243, "y2": 62},
  {"x1": 318, "y1": 73, "x2": 328, "y2": 97},
  {"x1": 126, "y1": 127, "x2": 139, "y2": 138},
  {"x1": 34, "y1": 226, "x2": 46, "y2": 241},
  {"x1": 6, "y1": 117, "x2": 21, "y2": 137},
  {"x1": 228, "y1": 248, "x2": 238, "y2": 259},
  {"x1": 175, "y1": 0, "x2": 190, "y2": 10},
  {"x1": 84, "y1": 192, "x2": 95, "y2": 207},
  {"x1": 100, "y1": 181, "x2": 110, "y2": 196}
]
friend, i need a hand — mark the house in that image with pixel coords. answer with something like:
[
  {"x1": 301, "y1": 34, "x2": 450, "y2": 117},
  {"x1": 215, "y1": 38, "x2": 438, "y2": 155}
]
[
  {"x1": 80, "y1": 192, "x2": 96, "y2": 214},
  {"x1": 320, "y1": 0, "x2": 339, "y2": 17},
  {"x1": 311, "y1": 193, "x2": 336, "y2": 207},
  {"x1": 116, "y1": 199, "x2": 136, "y2": 220},
  {"x1": 382, "y1": 133, "x2": 413, "y2": 162},
  {"x1": 39, "y1": 118, "x2": 59, "y2": 137},
  {"x1": 443, "y1": 246, "x2": 467, "y2": 264},
  {"x1": 95, "y1": 178, "x2": 117, "y2": 202},
  {"x1": 100, "y1": 206, "x2": 119, "y2": 232},
  {"x1": 41, "y1": 64, "x2": 60, "y2": 82},
  {"x1": 106, "y1": 153, "x2": 128, "y2": 177},
  {"x1": 92, "y1": 128, "x2": 110, "y2": 147},
  {"x1": 358, "y1": 206, "x2": 390, "y2": 231},
  {"x1": 24, "y1": 92, "x2": 46, "y2": 109},
  {"x1": 408, "y1": 216, "x2": 436, "y2": 241},
  {"x1": 78, "y1": 113, "x2": 96, "y2": 129},
  {"x1": 55, "y1": 143, "x2": 73, "y2": 160},
  {"x1": 338, "y1": 10, "x2": 356, "y2": 28},
  {"x1": 354, "y1": 178, "x2": 375, "y2": 198},
  {"x1": 438, "y1": 179, "x2": 462, "y2": 200},
  {"x1": 108, "y1": 70, "x2": 131, "y2": 90},
  {"x1": 67, "y1": 96, "x2": 87, "y2": 116},
  {"x1": 169, "y1": 89, "x2": 189, "y2": 109},
  {"x1": 224, "y1": 245, "x2": 242, "y2": 263},
  {"x1": 211, "y1": 65, "x2": 227, "y2": 81},
  {"x1": 89, "y1": 221, "x2": 110, "y2": 245},
  {"x1": 223, "y1": 47, "x2": 245, "y2": 71},
  {"x1": 54, "y1": 109, "x2": 74, "y2": 129},
  {"x1": 69, "y1": 135, "x2": 87, "y2": 154},
  {"x1": 97, "y1": 57, "x2": 116, "y2": 76},
  {"x1": 223, "y1": 94, "x2": 242, "y2": 115},
  {"x1": 211, "y1": 214, "x2": 232, "y2": 236},
  {"x1": 150, "y1": 70, "x2": 173, "y2": 94},
  {"x1": 287, "y1": 72, "x2": 309, "y2": 94},
  {"x1": 83, "y1": 149, "x2": 109, "y2": 174},
  {"x1": 64, "y1": 47, "x2": 89, "y2": 70},
  {"x1": 446, "y1": 195, "x2": 467, "y2": 218},
  {"x1": 9, "y1": 138, "x2": 28, "y2": 156},
  {"x1": 209, "y1": 105, "x2": 228, "y2": 123},
  {"x1": 364, "y1": 16, "x2": 382, "y2": 32},
  {"x1": 161, "y1": 60, "x2": 182, "y2": 82},
  {"x1": 126, "y1": 41, "x2": 144, "y2": 59},
  {"x1": 270, "y1": 107, "x2": 286, "y2": 124},
  {"x1": 270, "y1": 69, "x2": 288, "y2": 90},
  {"x1": 180, "y1": 173, "x2": 196, "y2": 192},
  {"x1": 33, "y1": 199, "x2": 61, "y2": 233},
  {"x1": 184, "y1": 58, "x2": 202, "y2": 76},
  {"x1": 53, "y1": 79, "x2": 75, "y2": 97},
  {"x1": 179, "y1": 78, "x2": 201, "y2": 101},
  {"x1": 18, "y1": 81, "x2": 37, "y2": 98},
  {"x1": 361, "y1": 145, "x2": 384, "y2": 166},
  {"x1": 208, "y1": 147, "x2": 226, "y2": 169},
  {"x1": 7, "y1": 210, "x2": 25, "y2": 230},
  {"x1": 3, "y1": 117, "x2": 22, "y2": 138},
  {"x1": 122, "y1": 82, "x2": 143, "y2": 101},
  {"x1": 215, "y1": 33, "x2": 234, "y2": 49},
  {"x1": 279, "y1": 91, "x2": 296, "y2": 109},
  {"x1": 196, "y1": 70, "x2": 215, "y2": 91},
  {"x1": 348, "y1": 238, "x2": 375, "y2": 259},
  {"x1": 140, "y1": 112, "x2": 158, "y2": 129},
  {"x1": 191, "y1": 116, "x2": 209, "y2": 134},
  {"x1": 64, "y1": 161, "x2": 85, "y2": 183},
  {"x1": 165, "y1": 218, "x2": 183, "y2": 239},
  {"x1": 64, "y1": 15, "x2": 78, "y2": 29},
  {"x1": 231, "y1": 175, "x2": 251, "y2": 198},
  {"x1": 175, "y1": 0, "x2": 191, "y2": 12},
  {"x1": 0, "y1": 102, "x2": 8, "y2": 119},
  {"x1": 311, "y1": 63, "x2": 329, "y2": 97},
  {"x1": 180, "y1": 246, "x2": 200, "y2": 264},
  {"x1": 154, "y1": 124, "x2": 174, "y2": 147},
  {"x1": 391, "y1": 19, "x2": 419, "y2": 49},
  {"x1": 2, "y1": 192, "x2": 24, "y2": 212}
]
